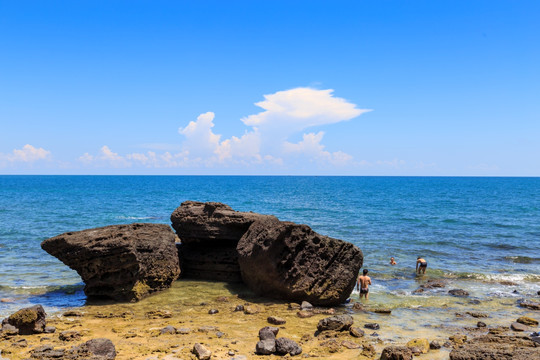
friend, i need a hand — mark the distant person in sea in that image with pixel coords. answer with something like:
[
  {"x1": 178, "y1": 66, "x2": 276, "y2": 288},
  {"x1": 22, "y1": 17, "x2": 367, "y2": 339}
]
[
  {"x1": 356, "y1": 269, "x2": 372, "y2": 299},
  {"x1": 390, "y1": 257, "x2": 397, "y2": 265},
  {"x1": 416, "y1": 256, "x2": 427, "y2": 274}
]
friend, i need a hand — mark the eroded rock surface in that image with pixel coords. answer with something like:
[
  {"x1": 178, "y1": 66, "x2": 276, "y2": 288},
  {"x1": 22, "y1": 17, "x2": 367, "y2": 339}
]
[
  {"x1": 449, "y1": 334, "x2": 540, "y2": 359},
  {"x1": 237, "y1": 217, "x2": 363, "y2": 306},
  {"x1": 171, "y1": 201, "x2": 275, "y2": 281},
  {"x1": 41, "y1": 223, "x2": 180, "y2": 302}
]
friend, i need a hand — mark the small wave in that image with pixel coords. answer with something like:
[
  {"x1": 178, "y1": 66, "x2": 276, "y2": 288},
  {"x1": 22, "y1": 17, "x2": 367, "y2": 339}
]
[
  {"x1": 449, "y1": 272, "x2": 540, "y2": 283},
  {"x1": 116, "y1": 216, "x2": 161, "y2": 220},
  {"x1": 494, "y1": 223, "x2": 522, "y2": 229},
  {"x1": 503, "y1": 256, "x2": 540, "y2": 264},
  {"x1": 485, "y1": 243, "x2": 522, "y2": 250}
]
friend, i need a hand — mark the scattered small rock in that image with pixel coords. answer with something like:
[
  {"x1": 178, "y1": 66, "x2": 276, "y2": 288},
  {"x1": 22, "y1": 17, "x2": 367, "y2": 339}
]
[
  {"x1": 519, "y1": 300, "x2": 540, "y2": 310},
  {"x1": 448, "y1": 289, "x2": 469, "y2": 297},
  {"x1": 82, "y1": 338, "x2": 116, "y2": 359},
  {"x1": 352, "y1": 302, "x2": 363, "y2": 311},
  {"x1": 208, "y1": 309, "x2": 219, "y2": 315},
  {"x1": 244, "y1": 305, "x2": 260, "y2": 315},
  {"x1": 256, "y1": 339, "x2": 276, "y2": 355},
  {"x1": 449, "y1": 334, "x2": 467, "y2": 344},
  {"x1": 145, "y1": 310, "x2": 172, "y2": 319},
  {"x1": 430, "y1": 340, "x2": 441, "y2": 350},
  {"x1": 259, "y1": 326, "x2": 279, "y2": 340},
  {"x1": 267, "y1": 316, "x2": 286, "y2": 325},
  {"x1": 373, "y1": 308, "x2": 391, "y2": 314},
  {"x1": 406, "y1": 338, "x2": 429, "y2": 354},
  {"x1": 5, "y1": 304, "x2": 47, "y2": 335},
  {"x1": 216, "y1": 296, "x2": 229, "y2": 302},
  {"x1": 296, "y1": 310, "x2": 314, "y2": 318},
  {"x1": 160, "y1": 326, "x2": 176, "y2": 335},
  {"x1": 466, "y1": 311, "x2": 488, "y2": 318},
  {"x1": 341, "y1": 340, "x2": 361, "y2": 349},
  {"x1": 275, "y1": 337, "x2": 302, "y2": 356},
  {"x1": 234, "y1": 305, "x2": 244, "y2": 312},
  {"x1": 477, "y1": 321, "x2": 487, "y2": 328},
  {"x1": 380, "y1": 345, "x2": 413, "y2": 360},
  {"x1": 300, "y1": 301, "x2": 313, "y2": 310},
  {"x1": 317, "y1": 315, "x2": 354, "y2": 332},
  {"x1": 349, "y1": 327, "x2": 365, "y2": 338},
  {"x1": 288, "y1": 303, "x2": 301, "y2": 310},
  {"x1": 192, "y1": 343, "x2": 211, "y2": 360},
  {"x1": 510, "y1": 322, "x2": 528, "y2": 332},
  {"x1": 517, "y1": 316, "x2": 538, "y2": 326},
  {"x1": 59, "y1": 330, "x2": 81, "y2": 341},
  {"x1": 364, "y1": 323, "x2": 380, "y2": 330},
  {"x1": 63, "y1": 310, "x2": 83, "y2": 317},
  {"x1": 177, "y1": 327, "x2": 191, "y2": 334}
]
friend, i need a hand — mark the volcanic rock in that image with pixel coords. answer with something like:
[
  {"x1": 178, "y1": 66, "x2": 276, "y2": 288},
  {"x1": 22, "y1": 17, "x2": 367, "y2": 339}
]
[
  {"x1": 317, "y1": 315, "x2": 354, "y2": 332},
  {"x1": 3, "y1": 305, "x2": 46, "y2": 335},
  {"x1": 275, "y1": 337, "x2": 302, "y2": 356},
  {"x1": 380, "y1": 346, "x2": 413, "y2": 360},
  {"x1": 41, "y1": 223, "x2": 180, "y2": 302},
  {"x1": 237, "y1": 217, "x2": 363, "y2": 306},
  {"x1": 449, "y1": 289, "x2": 470, "y2": 297}
]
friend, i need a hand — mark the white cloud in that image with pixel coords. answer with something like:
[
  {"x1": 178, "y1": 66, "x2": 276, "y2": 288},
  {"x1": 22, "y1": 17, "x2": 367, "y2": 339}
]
[
  {"x1": 78, "y1": 87, "x2": 371, "y2": 170},
  {"x1": 0, "y1": 144, "x2": 52, "y2": 164}
]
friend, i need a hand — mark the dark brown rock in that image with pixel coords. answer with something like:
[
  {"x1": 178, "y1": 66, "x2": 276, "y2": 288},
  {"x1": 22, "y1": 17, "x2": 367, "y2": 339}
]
[
  {"x1": 259, "y1": 326, "x2": 279, "y2": 340},
  {"x1": 81, "y1": 338, "x2": 116, "y2": 359},
  {"x1": 237, "y1": 217, "x2": 363, "y2": 306},
  {"x1": 364, "y1": 323, "x2": 380, "y2": 330},
  {"x1": 517, "y1": 316, "x2": 538, "y2": 326},
  {"x1": 519, "y1": 300, "x2": 540, "y2": 310},
  {"x1": 176, "y1": 243, "x2": 242, "y2": 282},
  {"x1": 256, "y1": 339, "x2": 276, "y2": 355},
  {"x1": 41, "y1": 223, "x2": 180, "y2": 302},
  {"x1": 380, "y1": 345, "x2": 413, "y2": 360},
  {"x1": 4, "y1": 305, "x2": 46, "y2": 335},
  {"x1": 449, "y1": 334, "x2": 540, "y2": 359},
  {"x1": 449, "y1": 289, "x2": 470, "y2": 297},
  {"x1": 59, "y1": 330, "x2": 81, "y2": 341},
  {"x1": 267, "y1": 316, "x2": 286, "y2": 325},
  {"x1": 510, "y1": 322, "x2": 528, "y2": 332},
  {"x1": 275, "y1": 337, "x2": 302, "y2": 356},
  {"x1": 349, "y1": 327, "x2": 365, "y2": 338},
  {"x1": 317, "y1": 315, "x2": 354, "y2": 332}
]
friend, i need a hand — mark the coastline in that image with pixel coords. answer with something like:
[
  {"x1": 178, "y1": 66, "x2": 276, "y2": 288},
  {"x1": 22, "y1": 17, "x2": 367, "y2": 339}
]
[{"x1": 1, "y1": 279, "x2": 539, "y2": 359}]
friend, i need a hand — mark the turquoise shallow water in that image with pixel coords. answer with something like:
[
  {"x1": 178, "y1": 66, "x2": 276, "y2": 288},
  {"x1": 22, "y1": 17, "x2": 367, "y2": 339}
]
[{"x1": 0, "y1": 176, "x2": 539, "y2": 316}]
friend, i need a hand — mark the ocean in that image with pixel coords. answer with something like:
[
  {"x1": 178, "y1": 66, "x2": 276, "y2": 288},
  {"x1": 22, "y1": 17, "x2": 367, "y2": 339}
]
[{"x1": 1, "y1": 175, "x2": 539, "y2": 318}]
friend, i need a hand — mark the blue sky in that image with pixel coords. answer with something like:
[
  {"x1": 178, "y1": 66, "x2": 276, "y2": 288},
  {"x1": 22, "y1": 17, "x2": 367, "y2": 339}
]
[{"x1": 1, "y1": 1, "x2": 539, "y2": 175}]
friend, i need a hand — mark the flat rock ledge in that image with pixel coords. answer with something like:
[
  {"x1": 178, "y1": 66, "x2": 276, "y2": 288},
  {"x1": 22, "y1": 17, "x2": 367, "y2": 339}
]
[
  {"x1": 449, "y1": 334, "x2": 540, "y2": 359},
  {"x1": 41, "y1": 223, "x2": 180, "y2": 302}
]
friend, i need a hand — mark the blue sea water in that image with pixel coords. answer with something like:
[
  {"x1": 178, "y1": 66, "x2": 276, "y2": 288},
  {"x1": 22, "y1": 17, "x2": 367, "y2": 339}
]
[{"x1": 0, "y1": 176, "x2": 539, "y2": 316}]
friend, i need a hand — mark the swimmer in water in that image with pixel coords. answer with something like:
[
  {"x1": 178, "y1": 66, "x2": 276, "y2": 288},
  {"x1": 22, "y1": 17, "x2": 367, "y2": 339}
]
[
  {"x1": 416, "y1": 256, "x2": 427, "y2": 274},
  {"x1": 390, "y1": 257, "x2": 397, "y2": 265},
  {"x1": 356, "y1": 269, "x2": 372, "y2": 299}
]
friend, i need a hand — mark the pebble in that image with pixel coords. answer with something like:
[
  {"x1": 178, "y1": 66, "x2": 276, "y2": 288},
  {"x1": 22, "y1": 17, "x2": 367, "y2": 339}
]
[
  {"x1": 192, "y1": 343, "x2": 211, "y2": 360},
  {"x1": 300, "y1": 301, "x2": 313, "y2": 310},
  {"x1": 477, "y1": 321, "x2": 487, "y2": 328},
  {"x1": 430, "y1": 340, "x2": 441, "y2": 349},
  {"x1": 364, "y1": 323, "x2": 380, "y2": 330},
  {"x1": 511, "y1": 322, "x2": 528, "y2": 332},
  {"x1": 160, "y1": 326, "x2": 176, "y2": 335},
  {"x1": 234, "y1": 305, "x2": 244, "y2": 312},
  {"x1": 267, "y1": 316, "x2": 286, "y2": 325},
  {"x1": 349, "y1": 327, "x2": 365, "y2": 338},
  {"x1": 208, "y1": 309, "x2": 219, "y2": 315},
  {"x1": 297, "y1": 310, "x2": 314, "y2": 318}
]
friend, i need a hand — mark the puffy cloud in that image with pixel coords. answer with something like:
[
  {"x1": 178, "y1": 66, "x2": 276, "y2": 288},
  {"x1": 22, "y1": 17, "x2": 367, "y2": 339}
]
[
  {"x1": 78, "y1": 87, "x2": 370, "y2": 170},
  {"x1": 284, "y1": 131, "x2": 354, "y2": 166},
  {"x1": 0, "y1": 145, "x2": 52, "y2": 167}
]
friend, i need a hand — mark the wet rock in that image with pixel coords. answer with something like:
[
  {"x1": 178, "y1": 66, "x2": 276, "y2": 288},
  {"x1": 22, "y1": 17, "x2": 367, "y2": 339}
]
[
  {"x1": 4, "y1": 304, "x2": 47, "y2": 335},
  {"x1": 349, "y1": 327, "x2": 365, "y2": 338},
  {"x1": 341, "y1": 340, "x2": 361, "y2": 349},
  {"x1": 373, "y1": 308, "x2": 392, "y2": 314},
  {"x1": 477, "y1": 321, "x2": 487, "y2": 328},
  {"x1": 499, "y1": 281, "x2": 518, "y2": 286},
  {"x1": 244, "y1": 305, "x2": 261, "y2": 315},
  {"x1": 517, "y1": 316, "x2": 538, "y2": 326},
  {"x1": 296, "y1": 310, "x2": 314, "y2": 318},
  {"x1": 59, "y1": 330, "x2": 81, "y2": 341},
  {"x1": 275, "y1": 337, "x2": 302, "y2": 356},
  {"x1": 259, "y1": 326, "x2": 279, "y2": 340},
  {"x1": 413, "y1": 279, "x2": 447, "y2": 294},
  {"x1": 466, "y1": 311, "x2": 488, "y2": 318},
  {"x1": 256, "y1": 339, "x2": 276, "y2": 355},
  {"x1": 267, "y1": 316, "x2": 286, "y2": 325},
  {"x1": 511, "y1": 322, "x2": 528, "y2": 332},
  {"x1": 160, "y1": 326, "x2": 176, "y2": 335},
  {"x1": 237, "y1": 217, "x2": 363, "y2": 306},
  {"x1": 192, "y1": 343, "x2": 211, "y2": 360},
  {"x1": 145, "y1": 310, "x2": 172, "y2": 319},
  {"x1": 406, "y1": 338, "x2": 429, "y2": 354},
  {"x1": 320, "y1": 339, "x2": 340, "y2": 353},
  {"x1": 430, "y1": 340, "x2": 442, "y2": 349},
  {"x1": 30, "y1": 344, "x2": 65, "y2": 359},
  {"x1": 1, "y1": 323, "x2": 18, "y2": 336},
  {"x1": 409, "y1": 347, "x2": 422, "y2": 356},
  {"x1": 449, "y1": 289, "x2": 469, "y2": 297},
  {"x1": 380, "y1": 345, "x2": 413, "y2": 360},
  {"x1": 519, "y1": 300, "x2": 540, "y2": 310},
  {"x1": 364, "y1": 323, "x2": 380, "y2": 330},
  {"x1": 449, "y1": 334, "x2": 467, "y2": 344},
  {"x1": 352, "y1": 302, "x2": 363, "y2": 311},
  {"x1": 288, "y1": 303, "x2": 301, "y2": 310},
  {"x1": 41, "y1": 223, "x2": 180, "y2": 302},
  {"x1": 234, "y1": 305, "x2": 244, "y2": 312},
  {"x1": 208, "y1": 309, "x2": 219, "y2": 315},
  {"x1": 317, "y1": 315, "x2": 354, "y2": 332},
  {"x1": 82, "y1": 338, "x2": 116, "y2": 359},
  {"x1": 449, "y1": 334, "x2": 540, "y2": 359},
  {"x1": 300, "y1": 301, "x2": 313, "y2": 310}
]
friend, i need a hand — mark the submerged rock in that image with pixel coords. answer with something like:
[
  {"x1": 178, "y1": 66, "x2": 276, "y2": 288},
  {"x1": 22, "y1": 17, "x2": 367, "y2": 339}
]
[
  {"x1": 449, "y1": 334, "x2": 540, "y2": 359},
  {"x1": 449, "y1": 289, "x2": 470, "y2": 297},
  {"x1": 237, "y1": 217, "x2": 363, "y2": 306},
  {"x1": 3, "y1": 305, "x2": 46, "y2": 335},
  {"x1": 380, "y1": 345, "x2": 413, "y2": 360},
  {"x1": 517, "y1": 316, "x2": 538, "y2": 326},
  {"x1": 41, "y1": 223, "x2": 180, "y2": 302}
]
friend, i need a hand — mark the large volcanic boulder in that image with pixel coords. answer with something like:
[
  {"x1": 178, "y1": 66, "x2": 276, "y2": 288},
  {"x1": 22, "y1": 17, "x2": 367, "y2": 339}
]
[
  {"x1": 41, "y1": 223, "x2": 180, "y2": 302},
  {"x1": 170, "y1": 201, "x2": 276, "y2": 281},
  {"x1": 237, "y1": 217, "x2": 363, "y2": 306}
]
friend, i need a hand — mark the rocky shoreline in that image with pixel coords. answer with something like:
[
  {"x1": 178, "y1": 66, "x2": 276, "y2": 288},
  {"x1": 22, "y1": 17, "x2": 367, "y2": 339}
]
[{"x1": 1, "y1": 201, "x2": 539, "y2": 359}]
